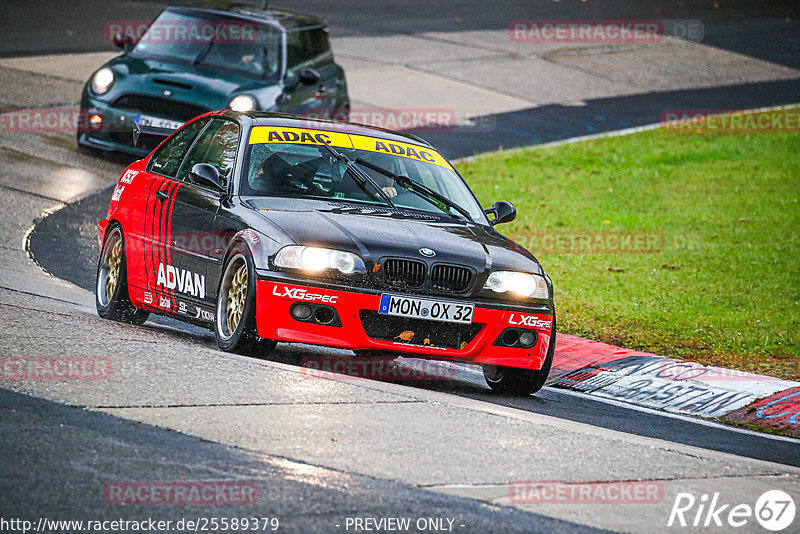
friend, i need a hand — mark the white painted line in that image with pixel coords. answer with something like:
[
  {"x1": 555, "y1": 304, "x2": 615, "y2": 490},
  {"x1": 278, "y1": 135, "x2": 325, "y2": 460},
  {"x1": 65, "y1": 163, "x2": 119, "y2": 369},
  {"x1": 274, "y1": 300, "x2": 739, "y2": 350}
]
[
  {"x1": 407, "y1": 359, "x2": 800, "y2": 442},
  {"x1": 453, "y1": 103, "x2": 800, "y2": 164},
  {"x1": 549, "y1": 386, "x2": 800, "y2": 444}
]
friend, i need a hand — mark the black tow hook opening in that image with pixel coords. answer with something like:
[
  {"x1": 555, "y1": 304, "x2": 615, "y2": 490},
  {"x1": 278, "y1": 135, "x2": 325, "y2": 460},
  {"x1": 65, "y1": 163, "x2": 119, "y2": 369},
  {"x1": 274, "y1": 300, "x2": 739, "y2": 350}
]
[
  {"x1": 314, "y1": 306, "x2": 335, "y2": 325},
  {"x1": 290, "y1": 302, "x2": 342, "y2": 327},
  {"x1": 493, "y1": 327, "x2": 537, "y2": 348}
]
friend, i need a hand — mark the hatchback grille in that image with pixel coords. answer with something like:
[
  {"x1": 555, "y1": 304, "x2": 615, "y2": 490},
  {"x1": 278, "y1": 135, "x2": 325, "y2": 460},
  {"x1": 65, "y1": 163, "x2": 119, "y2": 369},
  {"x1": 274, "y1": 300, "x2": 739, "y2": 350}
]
[
  {"x1": 111, "y1": 94, "x2": 207, "y2": 122},
  {"x1": 431, "y1": 264, "x2": 473, "y2": 292},
  {"x1": 382, "y1": 259, "x2": 426, "y2": 288}
]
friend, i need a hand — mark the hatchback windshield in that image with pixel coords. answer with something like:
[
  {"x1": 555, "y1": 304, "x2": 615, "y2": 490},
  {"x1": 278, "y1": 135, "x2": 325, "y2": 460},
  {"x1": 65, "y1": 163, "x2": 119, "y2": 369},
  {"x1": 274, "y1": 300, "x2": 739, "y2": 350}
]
[
  {"x1": 131, "y1": 10, "x2": 283, "y2": 79},
  {"x1": 242, "y1": 137, "x2": 486, "y2": 222}
]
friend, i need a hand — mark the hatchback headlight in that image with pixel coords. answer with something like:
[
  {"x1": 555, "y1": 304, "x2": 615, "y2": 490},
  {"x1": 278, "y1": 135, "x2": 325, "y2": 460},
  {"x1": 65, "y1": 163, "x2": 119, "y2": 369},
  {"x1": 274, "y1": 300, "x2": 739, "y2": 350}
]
[
  {"x1": 90, "y1": 67, "x2": 115, "y2": 95},
  {"x1": 229, "y1": 94, "x2": 257, "y2": 112},
  {"x1": 484, "y1": 271, "x2": 549, "y2": 299},
  {"x1": 273, "y1": 246, "x2": 366, "y2": 275}
]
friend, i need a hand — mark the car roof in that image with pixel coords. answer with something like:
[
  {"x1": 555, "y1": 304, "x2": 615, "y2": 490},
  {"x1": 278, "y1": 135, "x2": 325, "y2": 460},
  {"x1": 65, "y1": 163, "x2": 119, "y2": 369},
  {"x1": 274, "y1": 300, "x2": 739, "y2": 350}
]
[
  {"x1": 224, "y1": 111, "x2": 436, "y2": 148},
  {"x1": 172, "y1": 2, "x2": 325, "y2": 31}
]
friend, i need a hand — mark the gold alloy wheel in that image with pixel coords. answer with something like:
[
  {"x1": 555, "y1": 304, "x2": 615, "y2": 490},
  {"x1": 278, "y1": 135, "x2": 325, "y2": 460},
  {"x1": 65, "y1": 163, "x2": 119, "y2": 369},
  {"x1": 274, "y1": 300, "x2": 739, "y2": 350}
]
[
  {"x1": 105, "y1": 238, "x2": 122, "y2": 301},
  {"x1": 226, "y1": 262, "x2": 248, "y2": 333}
]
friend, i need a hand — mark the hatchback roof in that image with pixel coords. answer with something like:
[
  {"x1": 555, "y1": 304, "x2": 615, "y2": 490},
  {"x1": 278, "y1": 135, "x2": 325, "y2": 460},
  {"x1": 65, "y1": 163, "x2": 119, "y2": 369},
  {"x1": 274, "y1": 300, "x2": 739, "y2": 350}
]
[
  {"x1": 228, "y1": 111, "x2": 435, "y2": 148},
  {"x1": 177, "y1": 2, "x2": 325, "y2": 31}
]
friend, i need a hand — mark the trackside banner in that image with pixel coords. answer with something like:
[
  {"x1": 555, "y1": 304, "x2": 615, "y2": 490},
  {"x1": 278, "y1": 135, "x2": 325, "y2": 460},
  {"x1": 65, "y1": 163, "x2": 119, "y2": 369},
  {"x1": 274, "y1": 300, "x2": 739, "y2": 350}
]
[{"x1": 248, "y1": 126, "x2": 453, "y2": 169}]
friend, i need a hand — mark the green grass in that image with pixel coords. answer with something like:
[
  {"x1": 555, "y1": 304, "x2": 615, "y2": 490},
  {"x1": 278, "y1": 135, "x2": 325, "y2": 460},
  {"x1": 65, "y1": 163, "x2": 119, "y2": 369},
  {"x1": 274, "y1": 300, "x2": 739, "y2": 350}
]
[{"x1": 459, "y1": 109, "x2": 800, "y2": 379}]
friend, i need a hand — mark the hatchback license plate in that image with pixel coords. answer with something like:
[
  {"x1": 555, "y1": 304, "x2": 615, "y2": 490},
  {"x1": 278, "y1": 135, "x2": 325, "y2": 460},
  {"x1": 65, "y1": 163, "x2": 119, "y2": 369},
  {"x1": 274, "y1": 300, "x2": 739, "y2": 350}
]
[
  {"x1": 378, "y1": 294, "x2": 474, "y2": 324},
  {"x1": 134, "y1": 114, "x2": 183, "y2": 130}
]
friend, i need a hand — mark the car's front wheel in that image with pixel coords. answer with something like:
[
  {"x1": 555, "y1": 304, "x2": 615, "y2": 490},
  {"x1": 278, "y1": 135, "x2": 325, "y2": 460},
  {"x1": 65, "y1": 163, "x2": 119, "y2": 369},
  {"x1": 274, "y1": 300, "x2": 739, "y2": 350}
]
[
  {"x1": 96, "y1": 224, "x2": 149, "y2": 325},
  {"x1": 482, "y1": 323, "x2": 555, "y2": 395},
  {"x1": 215, "y1": 250, "x2": 276, "y2": 357}
]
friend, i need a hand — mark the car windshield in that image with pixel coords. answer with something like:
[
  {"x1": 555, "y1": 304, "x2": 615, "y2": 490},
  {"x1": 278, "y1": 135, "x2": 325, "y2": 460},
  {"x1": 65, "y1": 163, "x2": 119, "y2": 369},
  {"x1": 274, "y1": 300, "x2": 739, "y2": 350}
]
[
  {"x1": 241, "y1": 131, "x2": 486, "y2": 222},
  {"x1": 131, "y1": 10, "x2": 282, "y2": 79}
]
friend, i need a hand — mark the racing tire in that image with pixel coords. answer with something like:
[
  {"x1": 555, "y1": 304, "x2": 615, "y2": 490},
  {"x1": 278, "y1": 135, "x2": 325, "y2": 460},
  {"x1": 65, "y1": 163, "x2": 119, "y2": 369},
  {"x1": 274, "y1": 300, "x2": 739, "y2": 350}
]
[
  {"x1": 96, "y1": 224, "x2": 149, "y2": 325},
  {"x1": 215, "y1": 250, "x2": 277, "y2": 358},
  {"x1": 482, "y1": 318, "x2": 556, "y2": 395}
]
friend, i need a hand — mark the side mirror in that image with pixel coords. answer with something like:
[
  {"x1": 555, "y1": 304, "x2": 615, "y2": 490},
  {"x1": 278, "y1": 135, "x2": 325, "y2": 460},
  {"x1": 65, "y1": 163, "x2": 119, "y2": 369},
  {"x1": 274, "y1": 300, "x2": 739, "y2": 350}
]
[
  {"x1": 299, "y1": 67, "x2": 321, "y2": 86},
  {"x1": 190, "y1": 163, "x2": 226, "y2": 192},
  {"x1": 485, "y1": 201, "x2": 516, "y2": 226},
  {"x1": 112, "y1": 33, "x2": 135, "y2": 52}
]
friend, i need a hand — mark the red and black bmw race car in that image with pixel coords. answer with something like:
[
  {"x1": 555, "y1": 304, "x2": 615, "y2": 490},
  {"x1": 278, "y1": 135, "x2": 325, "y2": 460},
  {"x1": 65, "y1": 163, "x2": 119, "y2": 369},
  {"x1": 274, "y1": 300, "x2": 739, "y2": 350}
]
[{"x1": 96, "y1": 111, "x2": 556, "y2": 394}]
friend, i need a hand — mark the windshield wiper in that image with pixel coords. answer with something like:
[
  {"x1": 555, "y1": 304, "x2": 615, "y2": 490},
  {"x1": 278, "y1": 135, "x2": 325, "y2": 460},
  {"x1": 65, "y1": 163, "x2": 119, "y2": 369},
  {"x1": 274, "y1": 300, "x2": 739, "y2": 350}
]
[
  {"x1": 319, "y1": 140, "x2": 396, "y2": 208},
  {"x1": 353, "y1": 157, "x2": 474, "y2": 223},
  {"x1": 192, "y1": 39, "x2": 215, "y2": 65}
]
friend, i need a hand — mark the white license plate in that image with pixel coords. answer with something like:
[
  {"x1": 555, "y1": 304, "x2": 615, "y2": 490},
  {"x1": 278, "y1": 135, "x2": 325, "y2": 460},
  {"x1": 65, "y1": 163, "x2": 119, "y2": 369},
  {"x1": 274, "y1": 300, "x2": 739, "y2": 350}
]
[
  {"x1": 134, "y1": 114, "x2": 183, "y2": 130},
  {"x1": 378, "y1": 294, "x2": 474, "y2": 324}
]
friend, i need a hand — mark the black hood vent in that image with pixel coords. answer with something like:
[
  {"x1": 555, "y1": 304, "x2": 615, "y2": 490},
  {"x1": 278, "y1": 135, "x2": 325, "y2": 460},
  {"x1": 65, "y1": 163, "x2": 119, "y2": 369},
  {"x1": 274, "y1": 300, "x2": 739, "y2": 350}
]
[{"x1": 153, "y1": 78, "x2": 193, "y2": 91}]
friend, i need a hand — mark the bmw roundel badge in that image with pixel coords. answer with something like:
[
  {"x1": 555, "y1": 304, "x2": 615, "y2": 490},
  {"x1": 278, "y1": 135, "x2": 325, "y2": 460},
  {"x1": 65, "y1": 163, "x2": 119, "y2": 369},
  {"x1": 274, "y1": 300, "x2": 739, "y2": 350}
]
[{"x1": 419, "y1": 248, "x2": 436, "y2": 257}]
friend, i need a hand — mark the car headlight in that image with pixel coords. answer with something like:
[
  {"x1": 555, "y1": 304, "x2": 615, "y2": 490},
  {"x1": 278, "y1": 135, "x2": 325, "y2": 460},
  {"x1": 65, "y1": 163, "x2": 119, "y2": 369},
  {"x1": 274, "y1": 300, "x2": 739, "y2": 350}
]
[
  {"x1": 229, "y1": 94, "x2": 257, "y2": 112},
  {"x1": 273, "y1": 246, "x2": 366, "y2": 275},
  {"x1": 484, "y1": 271, "x2": 549, "y2": 299},
  {"x1": 90, "y1": 68, "x2": 115, "y2": 95}
]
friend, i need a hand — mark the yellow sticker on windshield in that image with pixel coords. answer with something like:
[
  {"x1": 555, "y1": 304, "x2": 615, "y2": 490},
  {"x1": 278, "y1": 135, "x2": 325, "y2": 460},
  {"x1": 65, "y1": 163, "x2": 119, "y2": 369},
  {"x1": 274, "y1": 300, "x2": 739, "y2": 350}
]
[
  {"x1": 249, "y1": 126, "x2": 452, "y2": 169},
  {"x1": 349, "y1": 134, "x2": 452, "y2": 169},
  {"x1": 249, "y1": 126, "x2": 353, "y2": 148}
]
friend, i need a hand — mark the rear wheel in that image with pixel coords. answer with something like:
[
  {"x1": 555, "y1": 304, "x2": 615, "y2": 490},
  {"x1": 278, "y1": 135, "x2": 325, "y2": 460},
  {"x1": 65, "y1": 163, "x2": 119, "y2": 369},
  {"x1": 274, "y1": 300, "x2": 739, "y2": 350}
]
[
  {"x1": 483, "y1": 320, "x2": 556, "y2": 395},
  {"x1": 215, "y1": 250, "x2": 276, "y2": 358},
  {"x1": 96, "y1": 225, "x2": 149, "y2": 325}
]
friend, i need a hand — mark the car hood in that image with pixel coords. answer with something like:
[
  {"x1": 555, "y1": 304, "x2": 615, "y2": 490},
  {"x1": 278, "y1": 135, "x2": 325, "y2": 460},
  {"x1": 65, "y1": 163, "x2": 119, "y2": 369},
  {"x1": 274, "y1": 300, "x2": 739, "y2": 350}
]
[
  {"x1": 245, "y1": 198, "x2": 542, "y2": 275},
  {"x1": 105, "y1": 54, "x2": 280, "y2": 109}
]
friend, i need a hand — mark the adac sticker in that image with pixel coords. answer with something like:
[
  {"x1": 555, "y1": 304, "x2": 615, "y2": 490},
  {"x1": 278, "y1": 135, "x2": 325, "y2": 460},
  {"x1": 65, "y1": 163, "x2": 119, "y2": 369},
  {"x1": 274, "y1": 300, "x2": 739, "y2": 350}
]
[
  {"x1": 248, "y1": 127, "x2": 452, "y2": 169},
  {"x1": 248, "y1": 126, "x2": 352, "y2": 148},
  {"x1": 349, "y1": 134, "x2": 452, "y2": 169}
]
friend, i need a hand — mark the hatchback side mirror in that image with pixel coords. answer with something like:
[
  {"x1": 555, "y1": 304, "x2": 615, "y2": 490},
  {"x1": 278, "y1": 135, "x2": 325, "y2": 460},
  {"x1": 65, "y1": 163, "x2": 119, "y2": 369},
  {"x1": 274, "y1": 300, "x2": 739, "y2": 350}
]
[
  {"x1": 112, "y1": 33, "x2": 135, "y2": 52},
  {"x1": 299, "y1": 67, "x2": 321, "y2": 86},
  {"x1": 190, "y1": 163, "x2": 226, "y2": 192},
  {"x1": 485, "y1": 201, "x2": 516, "y2": 225}
]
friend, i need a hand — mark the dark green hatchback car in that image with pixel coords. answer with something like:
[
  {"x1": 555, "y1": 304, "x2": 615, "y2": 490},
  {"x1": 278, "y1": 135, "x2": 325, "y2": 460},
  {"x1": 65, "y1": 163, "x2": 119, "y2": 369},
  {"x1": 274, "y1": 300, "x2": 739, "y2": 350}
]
[{"x1": 78, "y1": 3, "x2": 349, "y2": 156}]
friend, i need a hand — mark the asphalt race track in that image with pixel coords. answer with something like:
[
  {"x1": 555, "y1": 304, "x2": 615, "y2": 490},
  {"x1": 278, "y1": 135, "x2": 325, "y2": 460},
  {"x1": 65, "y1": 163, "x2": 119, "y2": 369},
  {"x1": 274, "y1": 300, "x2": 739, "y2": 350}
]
[
  {"x1": 2, "y1": 1, "x2": 799, "y2": 532},
  {"x1": 26, "y1": 182, "x2": 800, "y2": 468}
]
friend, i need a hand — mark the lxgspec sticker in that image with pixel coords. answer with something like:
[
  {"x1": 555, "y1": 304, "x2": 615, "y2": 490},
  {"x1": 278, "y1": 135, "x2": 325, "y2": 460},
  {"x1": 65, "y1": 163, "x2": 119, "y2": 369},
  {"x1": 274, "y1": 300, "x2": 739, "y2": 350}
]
[
  {"x1": 508, "y1": 313, "x2": 552, "y2": 329},
  {"x1": 272, "y1": 285, "x2": 338, "y2": 303},
  {"x1": 156, "y1": 263, "x2": 206, "y2": 299}
]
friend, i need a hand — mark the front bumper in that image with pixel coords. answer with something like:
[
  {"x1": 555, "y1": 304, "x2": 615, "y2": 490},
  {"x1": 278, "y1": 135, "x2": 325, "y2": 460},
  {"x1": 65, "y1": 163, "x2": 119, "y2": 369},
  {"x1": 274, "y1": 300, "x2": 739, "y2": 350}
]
[
  {"x1": 255, "y1": 278, "x2": 554, "y2": 371},
  {"x1": 77, "y1": 94, "x2": 161, "y2": 157}
]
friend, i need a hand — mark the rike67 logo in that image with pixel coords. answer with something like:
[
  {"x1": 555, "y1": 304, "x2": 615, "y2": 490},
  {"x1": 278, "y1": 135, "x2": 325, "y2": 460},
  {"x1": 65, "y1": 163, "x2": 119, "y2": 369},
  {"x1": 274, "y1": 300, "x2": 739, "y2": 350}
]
[{"x1": 668, "y1": 490, "x2": 795, "y2": 531}]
